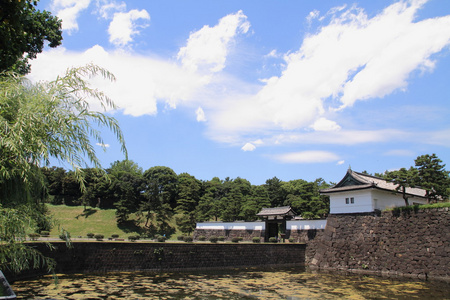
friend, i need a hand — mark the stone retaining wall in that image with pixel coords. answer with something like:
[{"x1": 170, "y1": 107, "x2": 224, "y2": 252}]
[
  {"x1": 9, "y1": 242, "x2": 305, "y2": 281},
  {"x1": 310, "y1": 208, "x2": 450, "y2": 281}
]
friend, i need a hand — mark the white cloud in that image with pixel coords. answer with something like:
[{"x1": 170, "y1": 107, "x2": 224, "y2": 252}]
[
  {"x1": 311, "y1": 117, "x2": 341, "y2": 132},
  {"x1": 242, "y1": 143, "x2": 256, "y2": 152},
  {"x1": 337, "y1": 160, "x2": 345, "y2": 165},
  {"x1": 203, "y1": 0, "x2": 450, "y2": 147},
  {"x1": 96, "y1": 142, "x2": 110, "y2": 148},
  {"x1": 108, "y1": 9, "x2": 150, "y2": 47},
  {"x1": 51, "y1": 0, "x2": 91, "y2": 33},
  {"x1": 177, "y1": 10, "x2": 250, "y2": 74},
  {"x1": 95, "y1": 0, "x2": 126, "y2": 19},
  {"x1": 28, "y1": 45, "x2": 206, "y2": 117},
  {"x1": 196, "y1": 107, "x2": 207, "y2": 122},
  {"x1": 272, "y1": 151, "x2": 340, "y2": 164}
]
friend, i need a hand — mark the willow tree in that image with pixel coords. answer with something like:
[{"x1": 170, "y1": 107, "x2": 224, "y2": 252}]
[{"x1": 0, "y1": 64, "x2": 127, "y2": 275}]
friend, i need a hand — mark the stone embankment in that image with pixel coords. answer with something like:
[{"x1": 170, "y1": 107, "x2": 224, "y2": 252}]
[{"x1": 309, "y1": 208, "x2": 450, "y2": 281}]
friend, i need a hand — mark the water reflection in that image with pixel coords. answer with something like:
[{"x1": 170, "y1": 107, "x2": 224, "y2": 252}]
[{"x1": 11, "y1": 268, "x2": 450, "y2": 299}]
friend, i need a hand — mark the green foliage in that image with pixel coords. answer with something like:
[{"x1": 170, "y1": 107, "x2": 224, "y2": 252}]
[
  {"x1": 269, "y1": 237, "x2": 277, "y2": 243},
  {"x1": 209, "y1": 236, "x2": 219, "y2": 243},
  {"x1": 218, "y1": 236, "x2": 225, "y2": 241},
  {"x1": 128, "y1": 236, "x2": 137, "y2": 242},
  {"x1": 40, "y1": 230, "x2": 50, "y2": 237},
  {"x1": 94, "y1": 234, "x2": 104, "y2": 240},
  {"x1": 198, "y1": 235, "x2": 206, "y2": 241},
  {"x1": 183, "y1": 236, "x2": 193, "y2": 243},
  {"x1": 111, "y1": 234, "x2": 119, "y2": 239},
  {"x1": 28, "y1": 233, "x2": 40, "y2": 241},
  {"x1": 252, "y1": 237, "x2": 261, "y2": 243},
  {"x1": 0, "y1": 0, "x2": 62, "y2": 74},
  {"x1": 177, "y1": 235, "x2": 185, "y2": 241},
  {"x1": 231, "y1": 237, "x2": 240, "y2": 243},
  {"x1": 87, "y1": 233, "x2": 95, "y2": 238}
]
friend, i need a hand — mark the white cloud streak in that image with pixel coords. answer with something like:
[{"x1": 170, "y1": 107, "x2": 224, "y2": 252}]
[
  {"x1": 177, "y1": 10, "x2": 250, "y2": 74},
  {"x1": 272, "y1": 151, "x2": 340, "y2": 164},
  {"x1": 51, "y1": 0, "x2": 91, "y2": 33},
  {"x1": 108, "y1": 9, "x2": 150, "y2": 47}
]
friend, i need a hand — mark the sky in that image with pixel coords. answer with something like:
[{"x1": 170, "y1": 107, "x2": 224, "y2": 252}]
[{"x1": 29, "y1": 0, "x2": 450, "y2": 185}]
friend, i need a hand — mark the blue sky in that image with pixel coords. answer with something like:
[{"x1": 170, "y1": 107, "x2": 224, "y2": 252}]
[{"x1": 30, "y1": 0, "x2": 450, "y2": 185}]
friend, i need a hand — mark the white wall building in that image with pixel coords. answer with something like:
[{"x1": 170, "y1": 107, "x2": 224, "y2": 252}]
[{"x1": 320, "y1": 169, "x2": 428, "y2": 214}]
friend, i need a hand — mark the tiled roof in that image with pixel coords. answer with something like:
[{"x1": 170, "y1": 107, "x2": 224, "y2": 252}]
[
  {"x1": 320, "y1": 170, "x2": 427, "y2": 198},
  {"x1": 256, "y1": 206, "x2": 296, "y2": 216}
]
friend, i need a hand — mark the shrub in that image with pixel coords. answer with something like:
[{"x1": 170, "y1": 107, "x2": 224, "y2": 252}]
[
  {"x1": 198, "y1": 235, "x2": 206, "y2": 241},
  {"x1": 87, "y1": 233, "x2": 95, "y2": 238},
  {"x1": 94, "y1": 234, "x2": 104, "y2": 241},
  {"x1": 289, "y1": 238, "x2": 295, "y2": 243},
  {"x1": 28, "y1": 233, "x2": 40, "y2": 241},
  {"x1": 157, "y1": 236, "x2": 167, "y2": 242},
  {"x1": 59, "y1": 232, "x2": 70, "y2": 241},
  {"x1": 209, "y1": 236, "x2": 219, "y2": 243},
  {"x1": 111, "y1": 234, "x2": 119, "y2": 239},
  {"x1": 177, "y1": 235, "x2": 185, "y2": 241},
  {"x1": 183, "y1": 236, "x2": 193, "y2": 243},
  {"x1": 218, "y1": 236, "x2": 225, "y2": 242},
  {"x1": 128, "y1": 236, "x2": 137, "y2": 242},
  {"x1": 269, "y1": 237, "x2": 277, "y2": 243},
  {"x1": 134, "y1": 235, "x2": 141, "y2": 241},
  {"x1": 252, "y1": 237, "x2": 261, "y2": 243},
  {"x1": 238, "y1": 237, "x2": 243, "y2": 241},
  {"x1": 40, "y1": 231, "x2": 50, "y2": 237},
  {"x1": 231, "y1": 237, "x2": 240, "y2": 243}
]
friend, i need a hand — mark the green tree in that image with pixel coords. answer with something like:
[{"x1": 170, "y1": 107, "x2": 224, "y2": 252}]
[
  {"x1": 414, "y1": 154, "x2": 450, "y2": 202},
  {"x1": 107, "y1": 160, "x2": 145, "y2": 223},
  {"x1": 264, "y1": 177, "x2": 286, "y2": 207},
  {"x1": 196, "y1": 177, "x2": 223, "y2": 221},
  {"x1": 140, "y1": 166, "x2": 177, "y2": 234},
  {"x1": 0, "y1": 0, "x2": 62, "y2": 74},
  {"x1": 0, "y1": 64, "x2": 126, "y2": 275},
  {"x1": 385, "y1": 167, "x2": 418, "y2": 206}
]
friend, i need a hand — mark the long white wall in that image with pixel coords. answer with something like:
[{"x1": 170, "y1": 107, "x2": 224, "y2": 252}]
[
  {"x1": 287, "y1": 219, "x2": 327, "y2": 230},
  {"x1": 196, "y1": 220, "x2": 327, "y2": 231},
  {"x1": 196, "y1": 222, "x2": 265, "y2": 230}
]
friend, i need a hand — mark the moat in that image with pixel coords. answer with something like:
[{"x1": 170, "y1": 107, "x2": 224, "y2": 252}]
[{"x1": 11, "y1": 268, "x2": 450, "y2": 299}]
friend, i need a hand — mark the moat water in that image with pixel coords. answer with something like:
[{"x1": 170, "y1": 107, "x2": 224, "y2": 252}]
[{"x1": 11, "y1": 268, "x2": 450, "y2": 299}]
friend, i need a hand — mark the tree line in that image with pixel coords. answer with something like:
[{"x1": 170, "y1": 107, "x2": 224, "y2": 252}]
[{"x1": 41, "y1": 161, "x2": 332, "y2": 235}]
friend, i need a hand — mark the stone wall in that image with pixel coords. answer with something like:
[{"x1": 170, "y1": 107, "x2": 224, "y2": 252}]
[
  {"x1": 9, "y1": 242, "x2": 305, "y2": 280},
  {"x1": 309, "y1": 208, "x2": 450, "y2": 281}
]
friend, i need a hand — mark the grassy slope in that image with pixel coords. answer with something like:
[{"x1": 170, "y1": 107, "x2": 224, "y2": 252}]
[
  {"x1": 47, "y1": 204, "x2": 182, "y2": 239},
  {"x1": 47, "y1": 204, "x2": 134, "y2": 238}
]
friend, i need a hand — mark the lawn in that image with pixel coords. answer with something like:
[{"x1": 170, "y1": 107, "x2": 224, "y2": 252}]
[
  {"x1": 46, "y1": 204, "x2": 184, "y2": 240},
  {"x1": 47, "y1": 204, "x2": 138, "y2": 239}
]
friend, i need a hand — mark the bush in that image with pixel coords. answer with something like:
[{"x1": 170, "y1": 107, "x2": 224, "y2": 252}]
[
  {"x1": 218, "y1": 236, "x2": 225, "y2": 242},
  {"x1": 128, "y1": 236, "x2": 137, "y2": 242},
  {"x1": 183, "y1": 236, "x2": 193, "y2": 243},
  {"x1": 111, "y1": 234, "x2": 119, "y2": 239},
  {"x1": 238, "y1": 237, "x2": 243, "y2": 241},
  {"x1": 198, "y1": 235, "x2": 206, "y2": 241},
  {"x1": 40, "y1": 231, "x2": 50, "y2": 237},
  {"x1": 87, "y1": 233, "x2": 95, "y2": 238},
  {"x1": 177, "y1": 235, "x2": 185, "y2": 241},
  {"x1": 209, "y1": 236, "x2": 218, "y2": 243},
  {"x1": 157, "y1": 236, "x2": 167, "y2": 242},
  {"x1": 134, "y1": 235, "x2": 141, "y2": 241},
  {"x1": 231, "y1": 237, "x2": 240, "y2": 243},
  {"x1": 269, "y1": 237, "x2": 277, "y2": 243},
  {"x1": 59, "y1": 232, "x2": 70, "y2": 241},
  {"x1": 289, "y1": 238, "x2": 295, "y2": 243},
  {"x1": 252, "y1": 237, "x2": 261, "y2": 243},
  {"x1": 28, "y1": 233, "x2": 40, "y2": 241},
  {"x1": 94, "y1": 234, "x2": 104, "y2": 241}
]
